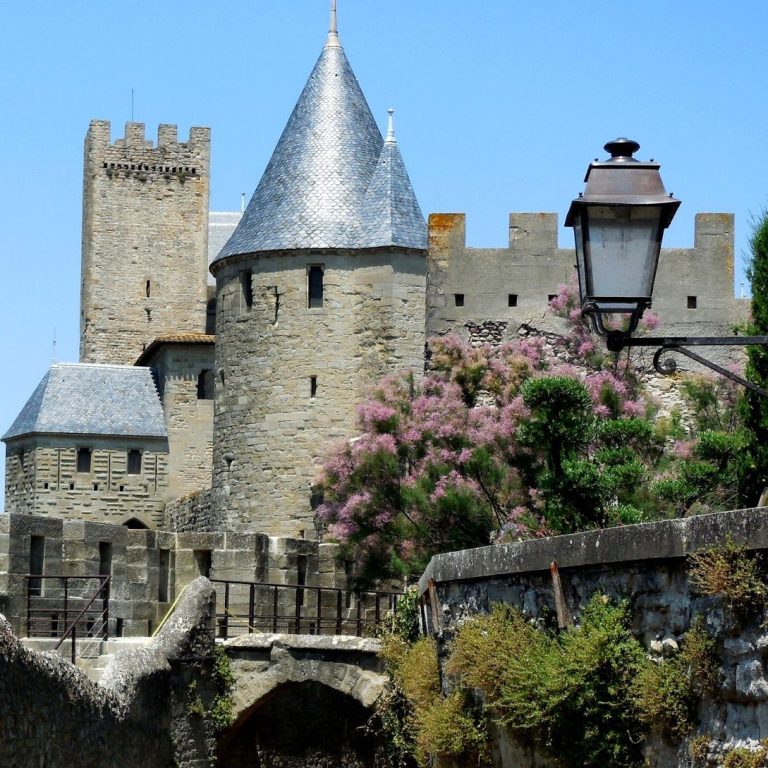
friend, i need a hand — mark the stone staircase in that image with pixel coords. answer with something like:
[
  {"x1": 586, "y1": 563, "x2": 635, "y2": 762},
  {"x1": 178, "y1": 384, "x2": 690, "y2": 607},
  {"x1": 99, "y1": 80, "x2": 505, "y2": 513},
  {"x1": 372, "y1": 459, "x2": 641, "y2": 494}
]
[{"x1": 20, "y1": 636, "x2": 152, "y2": 683}]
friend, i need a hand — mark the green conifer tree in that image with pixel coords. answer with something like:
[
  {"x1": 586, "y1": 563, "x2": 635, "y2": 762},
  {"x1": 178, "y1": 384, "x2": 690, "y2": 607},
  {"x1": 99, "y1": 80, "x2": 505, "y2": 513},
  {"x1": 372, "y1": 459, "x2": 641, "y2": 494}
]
[{"x1": 740, "y1": 211, "x2": 768, "y2": 505}]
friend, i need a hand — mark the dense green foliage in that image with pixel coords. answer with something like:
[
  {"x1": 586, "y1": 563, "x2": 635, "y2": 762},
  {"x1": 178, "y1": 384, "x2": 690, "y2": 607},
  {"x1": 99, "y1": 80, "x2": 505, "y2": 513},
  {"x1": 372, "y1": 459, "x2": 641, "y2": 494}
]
[
  {"x1": 375, "y1": 593, "x2": 487, "y2": 767},
  {"x1": 447, "y1": 595, "x2": 648, "y2": 768},
  {"x1": 633, "y1": 620, "x2": 716, "y2": 741},
  {"x1": 689, "y1": 537, "x2": 768, "y2": 621},
  {"x1": 741, "y1": 211, "x2": 768, "y2": 506}
]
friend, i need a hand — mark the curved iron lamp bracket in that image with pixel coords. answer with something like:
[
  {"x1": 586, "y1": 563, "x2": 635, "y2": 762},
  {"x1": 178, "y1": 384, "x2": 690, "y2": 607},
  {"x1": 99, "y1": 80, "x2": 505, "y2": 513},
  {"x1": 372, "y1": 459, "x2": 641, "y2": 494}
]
[{"x1": 613, "y1": 335, "x2": 768, "y2": 399}]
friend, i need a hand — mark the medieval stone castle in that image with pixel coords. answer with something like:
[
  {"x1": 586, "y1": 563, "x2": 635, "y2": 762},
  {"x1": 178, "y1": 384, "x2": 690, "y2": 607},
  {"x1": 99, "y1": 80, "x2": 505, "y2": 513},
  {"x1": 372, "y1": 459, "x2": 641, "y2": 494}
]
[{"x1": 0, "y1": 9, "x2": 744, "y2": 637}]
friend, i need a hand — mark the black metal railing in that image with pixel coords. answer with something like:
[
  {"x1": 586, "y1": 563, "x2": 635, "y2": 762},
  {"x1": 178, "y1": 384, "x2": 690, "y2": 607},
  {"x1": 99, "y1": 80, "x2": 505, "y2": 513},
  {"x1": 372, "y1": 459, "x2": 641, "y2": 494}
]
[
  {"x1": 25, "y1": 575, "x2": 110, "y2": 662},
  {"x1": 211, "y1": 579, "x2": 402, "y2": 638}
]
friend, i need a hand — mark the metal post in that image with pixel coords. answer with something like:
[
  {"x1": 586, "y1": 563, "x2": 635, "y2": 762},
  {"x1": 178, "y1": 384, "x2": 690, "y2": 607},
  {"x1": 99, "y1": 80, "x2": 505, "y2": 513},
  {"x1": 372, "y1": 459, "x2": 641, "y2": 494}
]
[
  {"x1": 356, "y1": 595, "x2": 362, "y2": 636},
  {"x1": 294, "y1": 586, "x2": 302, "y2": 634},
  {"x1": 272, "y1": 586, "x2": 279, "y2": 634},
  {"x1": 25, "y1": 577, "x2": 31, "y2": 637},
  {"x1": 317, "y1": 587, "x2": 323, "y2": 634},
  {"x1": 63, "y1": 578, "x2": 69, "y2": 637},
  {"x1": 375, "y1": 592, "x2": 381, "y2": 626},
  {"x1": 102, "y1": 576, "x2": 110, "y2": 641},
  {"x1": 336, "y1": 590, "x2": 342, "y2": 635},
  {"x1": 71, "y1": 625, "x2": 77, "y2": 665},
  {"x1": 248, "y1": 583, "x2": 255, "y2": 635},
  {"x1": 223, "y1": 581, "x2": 230, "y2": 639}
]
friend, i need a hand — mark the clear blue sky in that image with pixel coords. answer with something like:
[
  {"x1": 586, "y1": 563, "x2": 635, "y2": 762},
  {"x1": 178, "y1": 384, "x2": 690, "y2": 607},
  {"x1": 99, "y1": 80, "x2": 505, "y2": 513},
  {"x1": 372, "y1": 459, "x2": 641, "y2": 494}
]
[{"x1": 1, "y1": 1, "x2": 767, "y2": 508}]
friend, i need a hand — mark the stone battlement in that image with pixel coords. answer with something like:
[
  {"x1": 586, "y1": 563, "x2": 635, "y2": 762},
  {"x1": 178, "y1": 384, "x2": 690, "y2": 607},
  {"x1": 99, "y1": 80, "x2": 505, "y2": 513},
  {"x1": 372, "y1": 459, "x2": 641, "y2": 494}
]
[
  {"x1": 426, "y1": 210, "x2": 742, "y2": 339},
  {"x1": 84, "y1": 121, "x2": 210, "y2": 183}
]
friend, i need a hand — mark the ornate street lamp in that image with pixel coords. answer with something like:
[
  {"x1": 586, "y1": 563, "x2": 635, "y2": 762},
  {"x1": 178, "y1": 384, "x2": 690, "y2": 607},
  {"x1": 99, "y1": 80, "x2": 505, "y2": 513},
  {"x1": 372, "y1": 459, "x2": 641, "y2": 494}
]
[{"x1": 567, "y1": 138, "x2": 768, "y2": 397}]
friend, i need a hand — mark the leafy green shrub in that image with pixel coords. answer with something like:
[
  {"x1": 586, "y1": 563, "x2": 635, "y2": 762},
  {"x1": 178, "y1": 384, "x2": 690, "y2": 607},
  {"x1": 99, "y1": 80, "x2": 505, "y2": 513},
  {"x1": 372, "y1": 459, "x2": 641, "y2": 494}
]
[
  {"x1": 415, "y1": 691, "x2": 487, "y2": 765},
  {"x1": 689, "y1": 734, "x2": 711, "y2": 766},
  {"x1": 447, "y1": 595, "x2": 647, "y2": 768},
  {"x1": 722, "y1": 744, "x2": 768, "y2": 768},
  {"x1": 633, "y1": 622, "x2": 716, "y2": 741},
  {"x1": 689, "y1": 537, "x2": 767, "y2": 620},
  {"x1": 378, "y1": 634, "x2": 487, "y2": 767}
]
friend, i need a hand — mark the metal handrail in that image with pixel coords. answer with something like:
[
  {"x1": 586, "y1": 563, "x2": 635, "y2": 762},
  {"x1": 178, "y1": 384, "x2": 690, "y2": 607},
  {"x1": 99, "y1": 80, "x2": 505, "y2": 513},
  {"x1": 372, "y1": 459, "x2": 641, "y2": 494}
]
[
  {"x1": 25, "y1": 574, "x2": 110, "y2": 640},
  {"x1": 210, "y1": 578, "x2": 402, "y2": 639},
  {"x1": 52, "y1": 576, "x2": 111, "y2": 663}
]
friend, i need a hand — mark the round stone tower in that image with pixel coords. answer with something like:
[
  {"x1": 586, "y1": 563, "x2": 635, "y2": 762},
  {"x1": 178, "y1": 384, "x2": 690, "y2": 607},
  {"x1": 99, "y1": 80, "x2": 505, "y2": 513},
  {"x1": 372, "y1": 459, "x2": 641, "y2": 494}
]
[{"x1": 209, "y1": 5, "x2": 427, "y2": 537}]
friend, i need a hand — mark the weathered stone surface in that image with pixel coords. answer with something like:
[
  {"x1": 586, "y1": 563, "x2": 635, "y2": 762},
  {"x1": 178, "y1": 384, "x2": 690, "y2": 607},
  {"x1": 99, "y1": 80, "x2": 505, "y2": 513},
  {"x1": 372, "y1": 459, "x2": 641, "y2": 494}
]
[
  {"x1": 420, "y1": 506, "x2": 768, "y2": 767},
  {"x1": 211, "y1": 249, "x2": 426, "y2": 537},
  {"x1": 80, "y1": 121, "x2": 210, "y2": 365},
  {"x1": 426, "y1": 211, "x2": 744, "y2": 359}
]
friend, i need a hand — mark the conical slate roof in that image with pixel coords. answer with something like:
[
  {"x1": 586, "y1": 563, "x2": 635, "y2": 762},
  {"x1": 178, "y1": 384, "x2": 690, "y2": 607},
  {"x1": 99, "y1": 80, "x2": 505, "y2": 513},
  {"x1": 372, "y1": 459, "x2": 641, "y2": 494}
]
[
  {"x1": 359, "y1": 111, "x2": 427, "y2": 249},
  {"x1": 3, "y1": 364, "x2": 167, "y2": 441},
  {"x1": 216, "y1": 30, "x2": 384, "y2": 258}
]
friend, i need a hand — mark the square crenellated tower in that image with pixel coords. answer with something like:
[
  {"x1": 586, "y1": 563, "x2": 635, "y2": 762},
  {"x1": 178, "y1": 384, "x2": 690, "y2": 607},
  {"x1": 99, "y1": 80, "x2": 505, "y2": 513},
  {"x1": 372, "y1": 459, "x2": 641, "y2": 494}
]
[{"x1": 80, "y1": 121, "x2": 211, "y2": 365}]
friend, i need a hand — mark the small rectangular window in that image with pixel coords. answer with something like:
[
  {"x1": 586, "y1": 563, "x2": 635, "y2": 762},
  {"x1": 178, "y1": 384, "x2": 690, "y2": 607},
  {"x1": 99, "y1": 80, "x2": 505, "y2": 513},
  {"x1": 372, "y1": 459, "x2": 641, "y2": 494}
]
[
  {"x1": 308, "y1": 266, "x2": 324, "y2": 308},
  {"x1": 508, "y1": 294, "x2": 518, "y2": 308},
  {"x1": 29, "y1": 536, "x2": 45, "y2": 597},
  {"x1": 158, "y1": 549, "x2": 171, "y2": 602},
  {"x1": 197, "y1": 369, "x2": 214, "y2": 400},
  {"x1": 127, "y1": 449, "x2": 142, "y2": 475},
  {"x1": 687, "y1": 295, "x2": 697, "y2": 309},
  {"x1": 297, "y1": 554, "x2": 308, "y2": 606},
  {"x1": 310, "y1": 376, "x2": 317, "y2": 399},
  {"x1": 454, "y1": 293, "x2": 465, "y2": 307},
  {"x1": 145, "y1": 279, "x2": 151, "y2": 298},
  {"x1": 194, "y1": 549, "x2": 212, "y2": 579},
  {"x1": 240, "y1": 270, "x2": 253, "y2": 310},
  {"x1": 98, "y1": 542, "x2": 112, "y2": 576},
  {"x1": 548, "y1": 294, "x2": 557, "y2": 302},
  {"x1": 77, "y1": 447, "x2": 92, "y2": 473}
]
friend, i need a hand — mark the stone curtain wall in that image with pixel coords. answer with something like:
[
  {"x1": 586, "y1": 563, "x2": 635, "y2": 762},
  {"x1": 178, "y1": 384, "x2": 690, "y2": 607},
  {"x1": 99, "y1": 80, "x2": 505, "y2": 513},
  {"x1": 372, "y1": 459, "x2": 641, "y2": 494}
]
[
  {"x1": 166, "y1": 488, "x2": 217, "y2": 532},
  {"x1": 211, "y1": 250, "x2": 426, "y2": 538},
  {"x1": 426, "y1": 212, "x2": 747, "y2": 355},
  {"x1": 419, "y1": 507, "x2": 768, "y2": 767},
  {"x1": 0, "y1": 512, "x2": 352, "y2": 639},
  {"x1": 80, "y1": 121, "x2": 210, "y2": 365},
  {"x1": 3, "y1": 441, "x2": 169, "y2": 526}
]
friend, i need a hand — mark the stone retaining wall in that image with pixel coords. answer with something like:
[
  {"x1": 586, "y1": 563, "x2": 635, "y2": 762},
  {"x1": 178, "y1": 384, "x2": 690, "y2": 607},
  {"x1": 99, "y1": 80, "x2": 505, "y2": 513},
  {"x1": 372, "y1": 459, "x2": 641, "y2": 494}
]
[{"x1": 419, "y1": 507, "x2": 768, "y2": 767}]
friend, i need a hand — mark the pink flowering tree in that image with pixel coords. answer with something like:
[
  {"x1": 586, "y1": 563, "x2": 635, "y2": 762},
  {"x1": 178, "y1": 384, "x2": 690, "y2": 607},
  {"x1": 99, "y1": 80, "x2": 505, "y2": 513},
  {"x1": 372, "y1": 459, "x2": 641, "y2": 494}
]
[
  {"x1": 317, "y1": 279, "x2": 745, "y2": 584},
  {"x1": 317, "y1": 328, "x2": 664, "y2": 583}
]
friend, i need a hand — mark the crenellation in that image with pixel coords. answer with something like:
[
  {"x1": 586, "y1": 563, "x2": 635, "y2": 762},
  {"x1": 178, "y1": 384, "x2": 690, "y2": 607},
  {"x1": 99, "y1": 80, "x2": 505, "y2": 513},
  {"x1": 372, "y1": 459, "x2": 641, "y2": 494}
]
[
  {"x1": 123, "y1": 121, "x2": 148, "y2": 147},
  {"x1": 157, "y1": 123, "x2": 177, "y2": 147},
  {"x1": 427, "y1": 210, "x2": 744, "y2": 344}
]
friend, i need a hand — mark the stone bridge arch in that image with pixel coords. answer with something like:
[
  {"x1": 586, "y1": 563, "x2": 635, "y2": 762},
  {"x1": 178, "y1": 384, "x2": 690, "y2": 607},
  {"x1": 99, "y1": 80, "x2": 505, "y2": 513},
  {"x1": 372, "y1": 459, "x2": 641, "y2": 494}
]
[{"x1": 217, "y1": 634, "x2": 388, "y2": 767}]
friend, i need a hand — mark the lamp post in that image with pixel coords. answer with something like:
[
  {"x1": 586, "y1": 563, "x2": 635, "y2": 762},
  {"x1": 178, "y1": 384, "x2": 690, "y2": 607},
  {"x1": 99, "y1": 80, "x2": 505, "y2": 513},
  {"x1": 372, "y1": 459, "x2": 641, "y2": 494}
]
[{"x1": 566, "y1": 139, "x2": 768, "y2": 398}]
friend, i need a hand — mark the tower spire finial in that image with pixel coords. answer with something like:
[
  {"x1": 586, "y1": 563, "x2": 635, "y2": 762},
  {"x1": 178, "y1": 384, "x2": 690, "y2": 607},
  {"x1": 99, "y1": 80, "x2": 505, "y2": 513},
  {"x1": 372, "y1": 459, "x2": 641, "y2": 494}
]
[
  {"x1": 386, "y1": 108, "x2": 397, "y2": 144},
  {"x1": 326, "y1": 0, "x2": 340, "y2": 48}
]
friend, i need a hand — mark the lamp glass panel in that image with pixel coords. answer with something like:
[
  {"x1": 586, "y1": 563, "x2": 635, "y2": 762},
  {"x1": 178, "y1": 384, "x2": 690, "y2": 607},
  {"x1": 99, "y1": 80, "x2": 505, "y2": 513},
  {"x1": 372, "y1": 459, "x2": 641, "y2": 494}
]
[
  {"x1": 585, "y1": 205, "x2": 662, "y2": 300},
  {"x1": 573, "y1": 217, "x2": 588, "y2": 305}
]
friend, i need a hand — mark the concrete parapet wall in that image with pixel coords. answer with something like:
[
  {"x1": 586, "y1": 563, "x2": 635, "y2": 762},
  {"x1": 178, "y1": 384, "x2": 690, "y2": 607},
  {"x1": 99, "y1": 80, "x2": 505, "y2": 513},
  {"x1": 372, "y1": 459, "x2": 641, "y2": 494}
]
[
  {"x1": 419, "y1": 507, "x2": 768, "y2": 767},
  {"x1": 419, "y1": 507, "x2": 768, "y2": 592}
]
